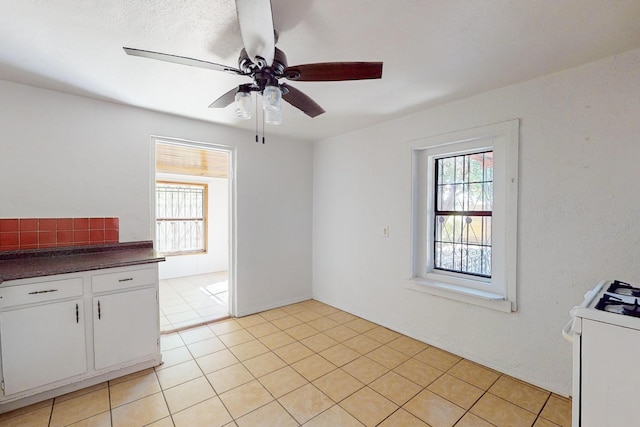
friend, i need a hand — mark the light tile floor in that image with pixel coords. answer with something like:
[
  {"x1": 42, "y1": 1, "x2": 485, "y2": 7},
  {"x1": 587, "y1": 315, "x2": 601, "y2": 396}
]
[
  {"x1": 0, "y1": 299, "x2": 571, "y2": 427},
  {"x1": 159, "y1": 272, "x2": 230, "y2": 332}
]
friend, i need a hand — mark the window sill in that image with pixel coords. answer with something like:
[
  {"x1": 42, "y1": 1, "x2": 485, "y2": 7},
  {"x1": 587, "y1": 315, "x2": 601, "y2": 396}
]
[
  {"x1": 406, "y1": 277, "x2": 514, "y2": 313},
  {"x1": 160, "y1": 250, "x2": 207, "y2": 257}
]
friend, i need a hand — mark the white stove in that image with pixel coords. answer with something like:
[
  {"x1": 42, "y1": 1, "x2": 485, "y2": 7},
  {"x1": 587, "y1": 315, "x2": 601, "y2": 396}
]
[
  {"x1": 568, "y1": 280, "x2": 640, "y2": 330},
  {"x1": 563, "y1": 280, "x2": 640, "y2": 427}
]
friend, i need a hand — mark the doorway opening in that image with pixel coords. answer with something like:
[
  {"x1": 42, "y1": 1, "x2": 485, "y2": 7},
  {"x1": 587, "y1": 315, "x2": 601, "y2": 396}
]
[{"x1": 152, "y1": 137, "x2": 235, "y2": 332}]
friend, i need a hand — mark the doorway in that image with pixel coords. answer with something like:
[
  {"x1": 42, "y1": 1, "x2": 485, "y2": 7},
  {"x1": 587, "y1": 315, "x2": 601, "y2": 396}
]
[{"x1": 151, "y1": 137, "x2": 235, "y2": 332}]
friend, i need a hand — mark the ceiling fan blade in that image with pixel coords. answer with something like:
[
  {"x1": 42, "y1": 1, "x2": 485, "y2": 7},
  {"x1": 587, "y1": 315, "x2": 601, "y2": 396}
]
[
  {"x1": 281, "y1": 83, "x2": 325, "y2": 118},
  {"x1": 235, "y1": 0, "x2": 275, "y2": 67},
  {"x1": 209, "y1": 87, "x2": 239, "y2": 108},
  {"x1": 283, "y1": 62, "x2": 383, "y2": 81},
  {"x1": 123, "y1": 47, "x2": 242, "y2": 74}
]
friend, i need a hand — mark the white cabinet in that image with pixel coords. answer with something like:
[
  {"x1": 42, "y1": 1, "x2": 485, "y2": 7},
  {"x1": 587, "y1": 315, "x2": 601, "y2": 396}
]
[
  {"x1": 0, "y1": 264, "x2": 161, "y2": 412},
  {"x1": 91, "y1": 266, "x2": 160, "y2": 370},
  {"x1": 0, "y1": 298, "x2": 87, "y2": 395},
  {"x1": 93, "y1": 288, "x2": 158, "y2": 370}
]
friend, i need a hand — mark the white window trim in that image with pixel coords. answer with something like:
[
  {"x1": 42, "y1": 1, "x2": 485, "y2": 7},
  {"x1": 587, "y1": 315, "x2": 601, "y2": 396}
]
[{"x1": 408, "y1": 120, "x2": 519, "y2": 312}]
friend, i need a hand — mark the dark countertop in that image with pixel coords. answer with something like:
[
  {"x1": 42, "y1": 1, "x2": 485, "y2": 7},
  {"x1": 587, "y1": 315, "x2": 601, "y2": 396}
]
[{"x1": 0, "y1": 241, "x2": 165, "y2": 284}]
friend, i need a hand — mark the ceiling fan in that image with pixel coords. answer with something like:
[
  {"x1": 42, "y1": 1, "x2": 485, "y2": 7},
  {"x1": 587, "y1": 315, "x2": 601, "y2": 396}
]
[{"x1": 123, "y1": 0, "x2": 382, "y2": 125}]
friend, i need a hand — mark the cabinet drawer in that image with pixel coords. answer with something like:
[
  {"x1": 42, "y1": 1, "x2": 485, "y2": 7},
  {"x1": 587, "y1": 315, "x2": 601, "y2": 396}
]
[
  {"x1": 92, "y1": 267, "x2": 156, "y2": 293},
  {"x1": 0, "y1": 278, "x2": 84, "y2": 309}
]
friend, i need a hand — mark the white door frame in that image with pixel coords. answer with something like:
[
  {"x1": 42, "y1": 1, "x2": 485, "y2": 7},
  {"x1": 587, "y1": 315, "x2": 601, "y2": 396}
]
[{"x1": 149, "y1": 136, "x2": 237, "y2": 317}]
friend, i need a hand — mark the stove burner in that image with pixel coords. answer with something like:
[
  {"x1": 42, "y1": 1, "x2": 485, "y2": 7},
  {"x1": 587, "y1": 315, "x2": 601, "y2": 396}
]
[
  {"x1": 607, "y1": 280, "x2": 640, "y2": 297},
  {"x1": 595, "y1": 294, "x2": 640, "y2": 318}
]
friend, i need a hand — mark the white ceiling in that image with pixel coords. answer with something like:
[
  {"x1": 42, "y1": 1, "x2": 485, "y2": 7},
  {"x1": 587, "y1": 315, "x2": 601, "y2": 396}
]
[{"x1": 1, "y1": 1, "x2": 639, "y2": 141}]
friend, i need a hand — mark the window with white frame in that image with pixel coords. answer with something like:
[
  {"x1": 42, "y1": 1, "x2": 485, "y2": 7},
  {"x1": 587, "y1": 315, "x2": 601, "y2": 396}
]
[
  {"x1": 156, "y1": 182, "x2": 207, "y2": 255},
  {"x1": 409, "y1": 120, "x2": 519, "y2": 312},
  {"x1": 434, "y1": 151, "x2": 493, "y2": 277}
]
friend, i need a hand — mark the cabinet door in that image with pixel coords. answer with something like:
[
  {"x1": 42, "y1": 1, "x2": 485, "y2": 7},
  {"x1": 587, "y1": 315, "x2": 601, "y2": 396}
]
[
  {"x1": 93, "y1": 287, "x2": 159, "y2": 370},
  {"x1": 0, "y1": 300, "x2": 87, "y2": 396}
]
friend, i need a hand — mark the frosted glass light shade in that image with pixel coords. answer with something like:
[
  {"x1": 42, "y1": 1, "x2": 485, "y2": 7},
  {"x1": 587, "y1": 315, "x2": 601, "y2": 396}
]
[
  {"x1": 265, "y1": 108, "x2": 281, "y2": 125},
  {"x1": 262, "y1": 85, "x2": 282, "y2": 112},
  {"x1": 234, "y1": 91, "x2": 252, "y2": 120}
]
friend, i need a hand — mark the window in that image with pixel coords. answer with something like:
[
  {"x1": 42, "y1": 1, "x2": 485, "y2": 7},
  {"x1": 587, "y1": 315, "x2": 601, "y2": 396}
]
[
  {"x1": 156, "y1": 182, "x2": 207, "y2": 255},
  {"x1": 434, "y1": 151, "x2": 493, "y2": 277},
  {"x1": 409, "y1": 120, "x2": 519, "y2": 312}
]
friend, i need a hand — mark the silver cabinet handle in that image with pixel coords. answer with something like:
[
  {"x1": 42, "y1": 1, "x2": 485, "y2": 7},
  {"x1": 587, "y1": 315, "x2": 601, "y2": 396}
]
[{"x1": 28, "y1": 289, "x2": 58, "y2": 295}]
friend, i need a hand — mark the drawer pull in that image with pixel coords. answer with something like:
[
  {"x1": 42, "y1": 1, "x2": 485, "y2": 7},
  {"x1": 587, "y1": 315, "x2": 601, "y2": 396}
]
[
  {"x1": 118, "y1": 278, "x2": 134, "y2": 282},
  {"x1": 98, "y1": 300, "x2": 101, "y2": 319},
  {"x1": 28, "y1": 289, "x2": 58, "y2": 295},
  {"x1": 76, "y1": 303, "x2": 79, "y2": 323}
]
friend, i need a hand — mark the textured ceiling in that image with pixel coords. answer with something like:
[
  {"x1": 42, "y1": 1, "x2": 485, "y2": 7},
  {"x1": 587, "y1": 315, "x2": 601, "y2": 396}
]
[{"x1": 1, "y1": 1, "x2": 640, "y2": 141}]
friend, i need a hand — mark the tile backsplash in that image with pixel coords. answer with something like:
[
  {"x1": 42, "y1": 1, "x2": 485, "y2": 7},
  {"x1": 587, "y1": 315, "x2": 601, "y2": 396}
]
[{"x1": 0, "y1": 217, "x2": 119, "y2": 251}]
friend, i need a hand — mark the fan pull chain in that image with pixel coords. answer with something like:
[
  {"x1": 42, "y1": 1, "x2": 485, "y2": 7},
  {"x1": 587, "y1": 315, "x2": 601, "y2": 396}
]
[
  {"x1": 255, "y1": 94, "x2": 259, "y2": 143},
  {"x1": 252, "y1": 93, "x2": 266, "y2": 144}
]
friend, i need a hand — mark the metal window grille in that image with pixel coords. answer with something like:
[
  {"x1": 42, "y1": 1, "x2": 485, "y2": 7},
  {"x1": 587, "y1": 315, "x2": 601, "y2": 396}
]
[
  {"x1": 433, "y1": 151, "x2": 493, "y2": 277},
  {"x1": 156, "y1": 183, "x2": 206, "y2": 254}
]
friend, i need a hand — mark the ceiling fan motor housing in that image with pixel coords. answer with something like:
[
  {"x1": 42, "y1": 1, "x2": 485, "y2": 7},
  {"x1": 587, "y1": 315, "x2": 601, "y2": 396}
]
[{"x1": 238, "y1": 48, "x2": 289, "y2": 94}]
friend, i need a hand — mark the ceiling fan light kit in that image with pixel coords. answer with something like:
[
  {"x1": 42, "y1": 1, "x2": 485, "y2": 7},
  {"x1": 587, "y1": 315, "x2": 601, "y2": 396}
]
[
  {"x1": 262, "y1": 84, "x2": 281, "y2": 111},
  {"x1": 262, "y1": 84, "x2": 282, "y2": 125},
  {"x1": 234, "y1": 89, "x2": 252, "y2": 120},
  {"x1": 123, "y1": 0, "x2": 383, "y2": 131},
  {"x1": 264, "y1": 106, "x2": 281, "y2": 126}
]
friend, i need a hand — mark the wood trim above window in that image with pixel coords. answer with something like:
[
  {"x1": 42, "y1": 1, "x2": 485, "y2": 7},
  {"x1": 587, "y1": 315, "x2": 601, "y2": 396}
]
[{"x1": 156, "y1": 143, "x2": 228, "y2": 178}]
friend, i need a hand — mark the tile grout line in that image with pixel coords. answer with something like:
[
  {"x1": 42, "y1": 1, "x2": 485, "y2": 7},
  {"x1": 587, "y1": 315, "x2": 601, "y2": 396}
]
[
  {"x1": 229, "y1": 319, "x2": 308, "y2": 425},
  {"x1": 151, "y1": 367, "x2": 170, "y2": 426},
  {"x1": 4, "y1": 299, "x2": 569, "y2": 426},
  {"x1": 211, "y1": 304, "x2": 541, "y2": 426},
  {"x1": 208, "y1": 310, "x2": 319, "y2": 425},
  {"x1": 535, "y1": 392, "x2": 559, "y2": 427},
  {"x1": 286, "y1": 308, "x2": 506, "y2": 426},
  {"x1": 231, "y1": 310, "x2": 409, "y2": 425},
  {"x1": 216, "y1": 310, "x2": 407, "y2": 426},
  {"x1": 189, "y1": 323, "x2": 243, "y2": 425},
  {"x1": 108, "y1": 380, "x2": 113, "y2": 427},
  {"x1": 47, "y1": 399, "x2": 54, "y2": 427}
]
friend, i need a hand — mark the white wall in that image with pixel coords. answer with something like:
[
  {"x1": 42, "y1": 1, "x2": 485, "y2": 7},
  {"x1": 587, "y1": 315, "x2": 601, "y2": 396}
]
[
  {"x1": 0, "y1": 80, "x2": 313, "y2": 315},
  {"x1": 156, "y1": 173, "x2": 229, "y2": 280},
  {"x1": 312, "y1": 48, "x2": 640, "y2": 395}
]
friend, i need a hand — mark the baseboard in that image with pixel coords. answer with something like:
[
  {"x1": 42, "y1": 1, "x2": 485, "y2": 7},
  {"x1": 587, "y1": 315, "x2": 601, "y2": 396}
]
[{"x1": 236, "y1": 294, "x2": 313, "y2": 317}]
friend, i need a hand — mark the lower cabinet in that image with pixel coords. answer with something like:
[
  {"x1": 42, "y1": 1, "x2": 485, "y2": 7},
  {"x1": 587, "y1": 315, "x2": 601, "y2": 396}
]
[
  {"x1": 0, "y1": 299, "x2": 87, "y2": 395},
  {"x1": 93, "y1": 287, "x2": 158, "y2": 370},
  {"x1": 0, "y1": 264, "x2": 161, "y2": 411}
]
